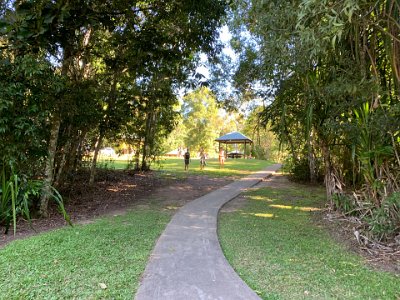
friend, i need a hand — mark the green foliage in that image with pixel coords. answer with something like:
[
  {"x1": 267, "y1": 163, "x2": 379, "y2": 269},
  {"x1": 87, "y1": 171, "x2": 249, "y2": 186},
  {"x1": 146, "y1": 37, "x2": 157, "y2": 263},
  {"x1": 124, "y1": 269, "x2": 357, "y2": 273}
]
[
  {"x1": 283, "y1": 155, "x2": 323, "y2": 183},
  {"x1": 0, "y1": 161, "x2": 70, "y2": 235},
  {"x1": 365, "y1": 192, "x2": 400, "y2": 241},
  {"x1": 164, "y1": 87, "x2": 232, "y2": 157},
  {"x1": 0, "y1": 0, "x2": 228, "y2": 210},
  {"x1": 353, "y1": 102, "x2": 395, "y2": 205},
  {"x1": 0, "y1": 164, "x2": 20, "y2": 235},
  {"x1": 284, "y1": 157, "x2": 311, "y2": 183},
  {"x1": 181, "y1": 87, "x2": 224, "y2": 153},
  {"x1": 332, "y1": 194, "x2": 356, "y2": 215},
  {"x1": 242, "y1": 107, "x2": 281, "y2": 161},
  {"x1": 0, "y1": 54, "x2": 64, "y2": 174},
  {"x1": 228, "y1": 0, "x2": 400, "y2": 242}
]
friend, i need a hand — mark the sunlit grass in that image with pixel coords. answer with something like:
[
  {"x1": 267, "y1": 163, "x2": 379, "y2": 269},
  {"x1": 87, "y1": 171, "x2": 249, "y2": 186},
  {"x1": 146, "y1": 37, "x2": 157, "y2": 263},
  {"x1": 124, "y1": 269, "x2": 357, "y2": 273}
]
[
  {"x1": 154, "y1": 157, "x2": 274, "y2": 178},
  {"x1": 219, "y1": 182, "x2": 400, "y2": 299},
  {"x1": 96, "y1": 156, "x2": 274, "y2": 179},
  {"x1": 0, "y1": 209, "x2": 171, "y2": 299}
]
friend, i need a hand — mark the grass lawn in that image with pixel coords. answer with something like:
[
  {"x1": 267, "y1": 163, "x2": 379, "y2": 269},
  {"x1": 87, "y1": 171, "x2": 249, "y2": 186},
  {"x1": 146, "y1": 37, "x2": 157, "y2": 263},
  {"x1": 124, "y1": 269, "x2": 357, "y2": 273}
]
[
  {"x1": 155, "y1": 157, "x2": 274, "y2": 178},
  {"x1": 218, "y1": 180, "x2": 400, "y2": 299},
  {"x1": 97, "y1": 156, "x2": 274, "y2": 178},
  {"x1": 0, "y1": 159, "x2": 274, "y2": 299},
  {"x1": 0, "y1": 209, "x2": 170, "y2": 299}
]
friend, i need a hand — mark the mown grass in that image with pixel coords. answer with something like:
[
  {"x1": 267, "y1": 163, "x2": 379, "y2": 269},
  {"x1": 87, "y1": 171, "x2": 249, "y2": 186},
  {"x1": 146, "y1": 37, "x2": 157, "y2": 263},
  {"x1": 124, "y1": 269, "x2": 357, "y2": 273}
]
[
  {"x1": 1, "y1": 159, "x2": 274, "y2": 299},
  {"x1": 154, "y1": 157, "x2": 274, "y2": 179},
  {"x1": 218, "y1": 181, "x2": 400, "y2": 299},
  {"x1": 98, "y1": 156, "x2": 274, "y2": 178},
  {"x1": 95, "y1": 156, "x2": 274, "y2": 181},
  {"x1": 0, "y1": 209, "x2": 170, "y2": 299}
]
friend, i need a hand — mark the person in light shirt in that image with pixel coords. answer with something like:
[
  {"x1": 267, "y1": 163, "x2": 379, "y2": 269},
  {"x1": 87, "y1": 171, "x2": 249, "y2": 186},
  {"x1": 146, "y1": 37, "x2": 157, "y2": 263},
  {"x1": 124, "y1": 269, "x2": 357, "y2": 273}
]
[{"x1": 218, "y1": 147, "x2": 225, "y2": 168}]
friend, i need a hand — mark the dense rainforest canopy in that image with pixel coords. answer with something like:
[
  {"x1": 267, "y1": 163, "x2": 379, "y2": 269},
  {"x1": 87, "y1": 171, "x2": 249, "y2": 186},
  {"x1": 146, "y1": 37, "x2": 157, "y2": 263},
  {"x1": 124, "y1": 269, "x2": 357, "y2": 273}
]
[{"x1": 1, "y1": 0, "x2": 399, "y2": 243}]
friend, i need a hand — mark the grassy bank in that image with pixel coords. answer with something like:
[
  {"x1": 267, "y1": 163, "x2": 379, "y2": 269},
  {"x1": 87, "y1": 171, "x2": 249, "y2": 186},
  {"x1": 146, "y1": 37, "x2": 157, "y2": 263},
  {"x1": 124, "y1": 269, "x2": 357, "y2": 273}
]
[
  {"x1": 218, "y1": 178, "x2": 400, "y2": 299},
  {"x1": 0, "y1": 209, "x2": 170, "y2": 299}
]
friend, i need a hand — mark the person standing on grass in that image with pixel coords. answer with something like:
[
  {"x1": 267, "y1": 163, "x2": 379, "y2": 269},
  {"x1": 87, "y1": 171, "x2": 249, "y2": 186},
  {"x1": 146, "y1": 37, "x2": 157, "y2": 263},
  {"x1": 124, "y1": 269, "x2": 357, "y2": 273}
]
[
  {"x1": 184, "y1": 148, "x2": 191, "y2": 170},
  {"x1": 218, "y1": 147, "x2": 225, "y2": 168},
  {"x1": 199, "y1": 147, "x2": 206, "y2": 170}
]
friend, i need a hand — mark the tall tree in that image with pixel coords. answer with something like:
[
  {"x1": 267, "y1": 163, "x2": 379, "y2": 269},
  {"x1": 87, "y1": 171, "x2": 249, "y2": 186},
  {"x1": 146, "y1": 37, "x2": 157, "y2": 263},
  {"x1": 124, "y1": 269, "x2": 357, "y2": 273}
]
[
  {"x1": 1, "y1": 0, "x2": 228, "y2": 215},
  {"x1": 181, "y1": 87, "x2": 224, "y2": 154},
  {"x1": 228, "y1": 0, "x2": 399, "y2": 200},
  {"x1": 227, "y1": 0, "x2": 400, "y2": 240}
]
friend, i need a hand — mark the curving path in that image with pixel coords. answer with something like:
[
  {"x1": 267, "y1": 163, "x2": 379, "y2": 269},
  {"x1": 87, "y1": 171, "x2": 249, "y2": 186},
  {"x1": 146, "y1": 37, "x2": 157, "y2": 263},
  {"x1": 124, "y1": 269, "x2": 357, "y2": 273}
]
[{"x1": 134, "y1": 164, "x2": 282, "y2": 300}]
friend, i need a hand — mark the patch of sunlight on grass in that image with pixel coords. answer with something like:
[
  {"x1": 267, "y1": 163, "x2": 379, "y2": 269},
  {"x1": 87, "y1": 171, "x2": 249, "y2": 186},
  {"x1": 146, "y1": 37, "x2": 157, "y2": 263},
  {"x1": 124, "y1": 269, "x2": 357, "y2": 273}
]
[
  {"x1": 247, "y1": 195, "x2": 273, "y2": 202},
  {"x1": 269, "y1": 204, "x2": 293, "y2": 209},
  {"x1": 269, "y1": 204, "x2": 321, "y2": 211},
  {"x1": 166, "y1": 206, "x2": 179, "y2": 210},
  {"x1": 241, "y1": 212, "x2": 276, "y2": 218},
  {"x1": 254, "y1": 213, "x2": 275, "y2": 218}
]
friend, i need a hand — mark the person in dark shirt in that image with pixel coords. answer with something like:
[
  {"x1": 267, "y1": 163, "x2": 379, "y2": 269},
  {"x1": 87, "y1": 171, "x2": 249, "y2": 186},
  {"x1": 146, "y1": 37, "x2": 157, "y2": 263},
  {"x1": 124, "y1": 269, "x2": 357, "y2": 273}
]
[{"x1": 184, "y1": 148, "x2": 190, "y2": 170}]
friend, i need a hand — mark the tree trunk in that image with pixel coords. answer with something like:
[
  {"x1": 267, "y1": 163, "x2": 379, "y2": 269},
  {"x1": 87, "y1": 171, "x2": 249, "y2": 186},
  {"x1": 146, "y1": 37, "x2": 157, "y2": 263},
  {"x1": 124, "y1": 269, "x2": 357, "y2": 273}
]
[
  {"x1": 308, "y1": 131, "x2": 317, "y2": 183},
  {"x1": 89, "y1": 132, "x2": 104, "y2": 185},
  {"x1": 320, "y1": 140, "x2": 343, "y2": 205},
  {"x1": 134, "y1": 140, "x2": 141, "y2": 171},
  {"x1": 141, "y1": 110, "x2": 155, "y2": 171},
  {"x1": 39, "y1": 114, "x2": 61, "y2": 217},
  {"x1": 54, "y1": 124, "x2": 73, "y2": 187},
  {"x1": 321, "y1": 141, "x2": 333, "y2": 203},
  {"x1": 71, "y1": 129, "x2": 88, "y2": 172}
]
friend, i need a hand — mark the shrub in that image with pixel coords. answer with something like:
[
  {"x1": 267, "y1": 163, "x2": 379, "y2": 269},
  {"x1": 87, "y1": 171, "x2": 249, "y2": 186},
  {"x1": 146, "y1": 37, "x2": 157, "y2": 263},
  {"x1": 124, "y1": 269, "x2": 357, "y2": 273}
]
[
  {"x1": 364, "y1": 192, "x2": 400, "y2": 241},
  {"x1": 333, "y1": 193, "x2": 356, "y2": 214},
  {"x1": 0, "y1": 162, "x2": 71, "y2": 235},
  {"x1": 283, "y1": 157, "x2": 310, "y2": 182}
]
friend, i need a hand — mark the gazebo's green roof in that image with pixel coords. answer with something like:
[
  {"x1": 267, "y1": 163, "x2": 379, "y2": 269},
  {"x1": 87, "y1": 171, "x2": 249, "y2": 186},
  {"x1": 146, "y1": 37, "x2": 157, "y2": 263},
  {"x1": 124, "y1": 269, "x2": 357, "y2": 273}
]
[{"x1": 215, "y1": 131, "x2": 253, "y2": 144}]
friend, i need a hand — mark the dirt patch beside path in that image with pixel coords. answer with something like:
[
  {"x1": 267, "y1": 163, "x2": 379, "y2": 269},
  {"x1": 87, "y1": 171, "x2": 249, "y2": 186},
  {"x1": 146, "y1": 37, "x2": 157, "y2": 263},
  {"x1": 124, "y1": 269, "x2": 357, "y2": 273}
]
[{"x1": 0, "y1": 170, "x2": 232, "y2": 248}]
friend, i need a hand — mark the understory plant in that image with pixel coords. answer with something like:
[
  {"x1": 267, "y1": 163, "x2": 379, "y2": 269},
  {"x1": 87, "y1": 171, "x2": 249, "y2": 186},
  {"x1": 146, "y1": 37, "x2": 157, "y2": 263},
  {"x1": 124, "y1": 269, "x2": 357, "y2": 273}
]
[
  {"x1": 364, "y1": 192, "x2": 400, "y2": 241},
  {"x1": 0, "y1": 162, "x2": 71, "y2": 235}
]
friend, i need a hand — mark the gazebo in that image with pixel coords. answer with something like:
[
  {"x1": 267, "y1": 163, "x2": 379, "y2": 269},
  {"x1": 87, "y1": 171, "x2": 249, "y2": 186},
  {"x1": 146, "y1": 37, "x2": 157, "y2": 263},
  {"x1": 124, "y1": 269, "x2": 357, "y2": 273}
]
[{"x1": 215, "y1": 131, "x2": 253, "y2": 158}]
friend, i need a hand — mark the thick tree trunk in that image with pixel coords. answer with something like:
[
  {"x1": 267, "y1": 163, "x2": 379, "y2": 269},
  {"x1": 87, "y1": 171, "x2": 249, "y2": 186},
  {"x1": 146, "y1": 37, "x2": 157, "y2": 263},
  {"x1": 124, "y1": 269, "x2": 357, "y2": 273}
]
[
  {"x1": 54, "y1": 140, "x2": 70, "y2": 188},
  {"x1": 40, "y1": 114, "x2": 61, "y2": 217}
]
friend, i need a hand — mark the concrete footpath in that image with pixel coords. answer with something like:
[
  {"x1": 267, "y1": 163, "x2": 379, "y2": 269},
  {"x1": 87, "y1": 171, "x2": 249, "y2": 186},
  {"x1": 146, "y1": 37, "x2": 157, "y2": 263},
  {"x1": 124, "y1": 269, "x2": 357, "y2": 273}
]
[{"x1": 134, "y1": 164, "x2": 282, "y2": 300}]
